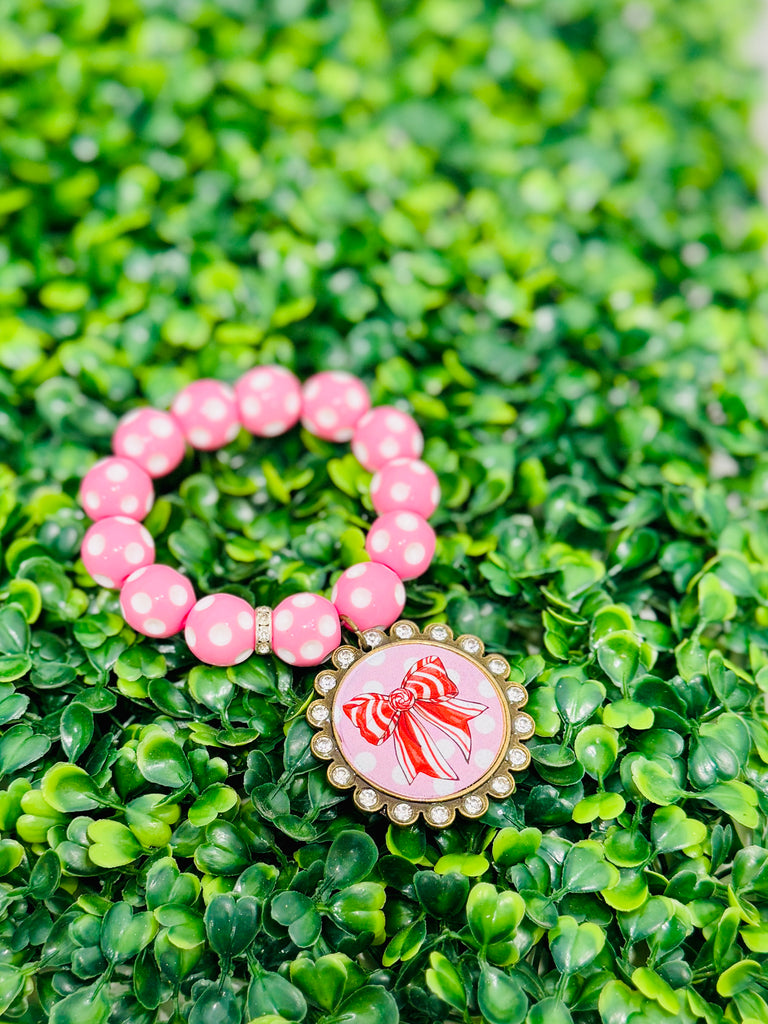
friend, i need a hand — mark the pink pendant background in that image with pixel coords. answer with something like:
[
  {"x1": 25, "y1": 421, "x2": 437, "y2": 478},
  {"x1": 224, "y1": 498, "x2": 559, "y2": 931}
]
[{"x1": 332, "y1": 641, "x2": 509, "y2": 801}]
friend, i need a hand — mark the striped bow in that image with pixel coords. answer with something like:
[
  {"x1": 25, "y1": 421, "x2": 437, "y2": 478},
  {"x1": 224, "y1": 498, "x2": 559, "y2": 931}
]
[{"x1": 343, "y1": 655, "x2": 487, "y2": 783}]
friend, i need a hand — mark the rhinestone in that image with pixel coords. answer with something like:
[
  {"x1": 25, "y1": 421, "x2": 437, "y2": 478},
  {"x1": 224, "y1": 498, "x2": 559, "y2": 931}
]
[
  {"x1": 514, "y1": 714, "x2": 534, "y2": 736},
  {"x1": 309, "y1": 704, "x2": 329, "y2": 724},
  {"x1": 508, "y1": 747, "x2": 528, "y2": 767},
  {"x1": 462, "y1": 794, "x2": 485, "y2": 815},
  {"x1": 506, "y1": 685, "x2": 525, "y2": 703},
  {"x1": 358, "y1": 788, "x2": 378, "y2": 808},
  {"x1": 392, "y1": 802, "x2": 414, "y2": 822},
  {"x1": 491, "y1": 776, "x2": 512, "y2": 795},
  {"x1": 489, "y1": 658, "x2": 508, "y2": 675},
  {"x1": 394, "y1": 623, "x2": 414, "y2": 639},
  {"x1": 256, "y1": 642, "x2": 271, "y2": 655},
  {"x1": 428, "y1": 805, "x2": 451, "y2": 825},
  {"x1": 313, "y1": 736, "x2": 333, "y2": 756},
  {"x1": 317, "y1": 673, "x2": 336, "y2": 693},
  {"x1": 363, "y1": 630, "x2": 383, "y2": 647},
  {"x1": 430, "y1": 625, "x2": 449, "y2": 641},
  {"x1": 331, "y1": 766, "x2": 352, "y2": 785},
  {"x1": 336, "y1": 649, "x2": 356, "y2": 668},
  {"x1": 460, "y1": 636, "x2": 481, "y2": 654}
]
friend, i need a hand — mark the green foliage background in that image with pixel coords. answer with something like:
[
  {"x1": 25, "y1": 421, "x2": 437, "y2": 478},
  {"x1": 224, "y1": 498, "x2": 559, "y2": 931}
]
[{"x1": 1, "y1": 0, "x2": 768, "y2": 1022}]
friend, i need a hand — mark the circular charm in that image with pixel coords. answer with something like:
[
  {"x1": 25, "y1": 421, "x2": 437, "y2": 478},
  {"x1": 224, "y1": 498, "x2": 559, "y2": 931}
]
[{"x1": 307, "y1": 621, "x2": 533, "y2": 827}]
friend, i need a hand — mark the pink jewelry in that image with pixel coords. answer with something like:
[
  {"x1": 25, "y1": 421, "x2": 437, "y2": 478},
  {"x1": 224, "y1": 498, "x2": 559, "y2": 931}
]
[{"x1": 77, "y1": 366, "x2": 533, "y2": 825}]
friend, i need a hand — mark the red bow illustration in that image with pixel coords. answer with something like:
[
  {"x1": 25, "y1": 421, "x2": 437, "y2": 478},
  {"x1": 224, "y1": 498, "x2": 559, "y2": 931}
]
[{"x1": 343, "y1": 655, "x2": 487, "y2": 783}]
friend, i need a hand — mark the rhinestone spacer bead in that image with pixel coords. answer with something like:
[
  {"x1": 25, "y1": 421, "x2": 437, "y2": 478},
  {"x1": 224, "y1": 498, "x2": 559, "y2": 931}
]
[
  {"x1": 508, "y1": 747, "x2": 528, "y2": 767},
  {"x1": 462, "y1": 794, "x2": 485, "y2": 815},
  {"x1": 255, "y1": 606, "x2": 272, "y2": 655},
  {"x1": 460, "y1": 636, "x2": 481, "y2": 654},
  {"x1": 392, "y1": 802, "x2": 414, "y2": 822},
  {"x1": 514, "y1": 713, "x2": 534, "y2": 736},
  {"x1": 317, "y1": 673, "x2": 337, "y2": 693},
  {"x1": 313, "y1": 736, "x2": 333, "y2": 756},
  {"x1": 506, "y1": 685, "x2": 525, "y2": 703},
  {"x1": 491, "y1": 775, "x2": 512, "y2": 795},
  {"x1": 362, "y1": 629, "x2": 384, "y2": 647},
  {"x1": 331, "y1": 765, "x2": 352, "y2": 786},
  {"x1": 357, "y1": 788, "x2": 378, "y2": 808},
  {"x1": 429, "y1": 624, "x2": 449, "y2": 641},
  {"x1": 335, "y1": 648, "x2": 357, "y2": 668},
  {"x1": 394, "y1": 623, "x2": 414, "y2": 639},
  {"x1": 308, "y1": 703, "x2": 329, "y2": 724},
  {"x1": 428, "y1": 805, "x2": 451, "y2": 825},
  {"x1": 489, "y1": 658, "x2": 508, "y2": 675}
]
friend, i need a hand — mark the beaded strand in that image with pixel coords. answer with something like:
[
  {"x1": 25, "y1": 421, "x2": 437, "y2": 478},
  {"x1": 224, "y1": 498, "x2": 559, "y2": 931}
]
[{"x1": 78, "y1": 368, "x2": 440, "y2": 669}]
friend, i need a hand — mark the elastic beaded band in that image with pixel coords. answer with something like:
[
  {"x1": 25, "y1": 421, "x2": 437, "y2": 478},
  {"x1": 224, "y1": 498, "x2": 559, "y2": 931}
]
[{"x1": 78, "y1": 368, "x2": 439, "y2": 669}]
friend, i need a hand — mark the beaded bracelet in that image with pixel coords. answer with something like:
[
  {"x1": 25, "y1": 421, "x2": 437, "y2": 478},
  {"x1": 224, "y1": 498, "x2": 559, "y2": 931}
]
[{"x1": 77, "y1": 367, "x2": 533, "y2": 826}]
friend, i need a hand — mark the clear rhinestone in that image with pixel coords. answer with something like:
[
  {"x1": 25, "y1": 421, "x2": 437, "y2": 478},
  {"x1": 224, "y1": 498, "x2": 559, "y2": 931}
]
[
  {"x1": 309, "y1": 704, "x2": 329, "y2": 724},
  {"x1": 394, "y1": 623, "x2": 414, "y2": 639},
  {"x1": 430, "y1": 625, "x2": 449, "y2": 641},
  {"x1": 317, "y1": 673, "x2": 336, "y2": 693},
  {"x1": 489, "y1": 658, "x2": 508, "y2": 675},
  {"x1": 331, "y1": 766, "x2": 352, "y2": 785},
  {"x1": 460, "y1": 637, "x2": 481, "y2": 654},
  {"x1": 508, "y1": 747, "x2": 528, "y2": 767},
  {"x1": 491, "y1": 776, "x2": 512, "y2": 795},
  {"x1": 462, "y1": 794, "x2": 485, "y2": 815},
  {"x1": 358, "y1": 788, "x2": 378, "y2": 808},
  {"x1": 256, "y1": 642, "x2": 271, "y2": 655},
  {"x1": 392, "y1": 802, "x2": 414, "y2": 822},
  {"x1": 506, "y1": 685, "x2": 525, "y2": 703},
  {"x1": 428, "y1": 805, "x2": 450, "y2": 825},
  {"x1": 336, "y1": 649, "x2": 356, "y2": 668},
  {"x1": 363, "y1": 630, "x2": 383, "y2": 647},
  {"x1": 514, "y1": 714, "x2": 534, "y2": 736},
  {"x1": 313, "y1": 736, "x2": 333, "y2": 756}
]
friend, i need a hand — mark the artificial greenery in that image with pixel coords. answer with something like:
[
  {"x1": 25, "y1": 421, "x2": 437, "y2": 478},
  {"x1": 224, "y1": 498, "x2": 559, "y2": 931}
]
[{"x1": 1, "y1": 0, "x2": 768, "y2": 1022}]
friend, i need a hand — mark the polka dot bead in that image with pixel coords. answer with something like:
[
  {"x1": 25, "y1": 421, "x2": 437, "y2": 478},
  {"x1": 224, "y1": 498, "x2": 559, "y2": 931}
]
[
  {"x1": 272, "y1": 593, "x2": 341, "y2": 667},
  {"x1": 184, "y1": 594, "x2": 255, "y2": 667},
  {"x1": 332, "y1": 562, "x2": 406, "y2": 632},
  {"x1": 120, "y1": 564, "x2": 195, "y2": 638},
  {"x1": 235, "y1": 365, "x2": 303, "y2": 437},
  {"x1": 301, "y1": 371, "x2": 370, "y2": 442},
  {"x1": 112, "y1": 408, "x2": 186, "y2": 478},
  {"x1": 351, "y1": 406, "x2": 423, "y2": 471},
  {"x1": 81, "y1": 516, "x2": 155, "y2": 589},
  {"x1": 370, "y1": 458, "x2": 440, "y2": 518},
  {"x1": 171, "y1": 379, "x2": 240, "y2": 451},
  {"x1": 365, "y1": 511, "x2": 436, "y2": 580},
  {"x1": 79, "y1": 457, "x2": 154, "y2": 521}
]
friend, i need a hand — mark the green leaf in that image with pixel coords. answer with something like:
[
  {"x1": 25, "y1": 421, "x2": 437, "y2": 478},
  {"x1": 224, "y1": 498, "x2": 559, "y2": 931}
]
[
  {"x1": 629, "y1": 756, "x2": 684, "y2": 805},
  {"x1": 549, "y1": 915, "x2": 606, "y2": 974},
  {"x1": 574, "y1": 725, "x2": 618, "y2": 781},
  {"x1": 561, "y1": 841, "x2": 620, "y2": 893},
  {"x1": 101, "y1": 901, "x2": 158, "y2": 962},
  {"x1": 477, "y1": 964, "x2": 527, "y2": 1024},
  {"x1": 42, "y1": 763, "x2": 103, "y2": 813},
  {"x1": 325, "y1": 830, "x2": 378, "y2": 889},
  {"x1": 425, "y1": 951, "x2": 466, "y2": 1013},
  {"x1": 0, "y1": 724, "x2": 51, "y2": 775},
  {"x1": 413, "y1": 871, "x2": 469, "y2": 917},
  {"x1": 136, "y1": 733, "x2": 192, "y2": 789},
  {"x1": 466, "y1": 882, "x2": 525, "y2": 946},
  {"x1": 60, "y1": 703, "x2": 94, "y2": 762},
  {"x1": 204, "y1": 893, "x2": 259, "y2": 957},
  {"x1": 86, "y1": 819, "x2": 143, "y2": 867},
  {"x1": 596, "y1": 631, "x2": 641, "y2": 690},
  {"x1": 651, "y1": 806, "x2": 707, "y2": 853}
]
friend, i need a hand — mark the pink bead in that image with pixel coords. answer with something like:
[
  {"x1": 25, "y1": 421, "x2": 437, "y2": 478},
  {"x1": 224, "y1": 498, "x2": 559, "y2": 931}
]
[
  {"x1": 112, "y1": 409, "x2": 186, "y2": 478},
  {"x1": 171, "y1": 379, "x2": 239, "y2": 451},
  {"x1": 370, "y1": 458, "x2": 440, "y2": 518},
  {"x1": 365, "y1": 511, "x2": 436, "y2": 580},
  {"x1": 81, "y1": 516, "x2": 155, "y2": 589},
  {"x1": 235, "y1": 365, "x2": 302, "y2": 437},
  {"x1": 332, "y1": 562, "x2": 406, "y2": 632},
  {"x1": 120, "y1": 565, "x2": 196, "y2": 638},
  {"x1": 301, "y1": 371, "x2": 370, "y2": 442},
  {"x1": 79, "y1": 457, "x2": 154, "y2": 522},
  {"x1": 271, "y1": 593, "x2": 341, "y2": 667},
  {"x1": 184, "y1": 594, "x2": 255, "y2": 666},
  {"x1": 351, "y1": 406, "x2": 423, "y2": 471}
]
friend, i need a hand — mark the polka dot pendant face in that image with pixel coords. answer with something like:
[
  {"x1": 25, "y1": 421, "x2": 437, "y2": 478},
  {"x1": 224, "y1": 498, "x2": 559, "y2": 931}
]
[{"x1": 307, "y1": 621, "x2": 533, "y2": 827}]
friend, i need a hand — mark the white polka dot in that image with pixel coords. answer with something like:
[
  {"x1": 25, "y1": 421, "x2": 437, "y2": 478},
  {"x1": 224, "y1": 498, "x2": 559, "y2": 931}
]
[
  {"x1": 447, "y1": 669, "x2": 462, "y2": 686},
  {"x1": 474, "y1": 715, "x2": 496, "y2": 735},
  {"x1": 366, "y1": 651, "x2": 386, "y2": 666},
  {"x1": 140, "y1": 526, "x2": 153, "y2": 546},
  {"x1": 392, "y1": 765, "x2": 407, "y2": 784},
  {"x1": 237, "y1": 611, "x2": 253, "y2": 630},
  {"x1": 225, "y1": 421, "x2": 239, "y2": 442},
  {"x1": 274, "y1": 610, "x2": 294, "y2": 632},
  {"x1": 121, "y1": 409, "x2": 142, "y2": 426},
  {"x1": 379, "y1": 438, "x2": 400, "y2": 460},
  {"x1": 331, "y1": 371, "x2": 352, "y2": 383},
  {"x1": 358, "y1": 410, "x2": 374, "y2": 428},
  {"x1": 433, "y1": 778, "x2": 456, "y2": 795},
  {"x1": 386, "y1": 413, "x2": 406, "y2": 433},
  {"x1": 430, "y1": 484, "x2": 440, "y2": 506},
  {"x1": 149, "y1": 416, "x2": 173, "y2": 438},
  {"x1": 121, "y1": 496, "x2": 139, "y2": 515},
  {"x1": 242, "y1": 396, "x2": 262, "y2": 418},
  {"x1": 197, "y1": 595, "x2": 215, "y2": 611},
  {"x1": 370, "y1": 529, "x2": 390, "y2": 553},
  {"x1": 354, "y1": 751, "x2": 377, "y2": 772},
  {"x1": 124, "y1": 542, "x2": 146, "y2": 565},
  {"x1": 209, "y1": 623, "x2": 232, "y2": 646},
  {"x1": 318, "y1": 615, "x2": 337, "y2": 637},
  {"x1": 87, "y1": 533, "x2": 106, "y2": 556},
  {"x1": 143, "y1": 618, "x2": 166, "y2": 636},
  {"x1": 412, "y1": 461, "x2": 428, "y2": 476},
  {"x1": 169, "y1": 585, "x2": 189, "y2": 606},
  {"x1": 301, "y1": 640, "x2": 324, "y2": 661},
  {"x1": 346, "y1": 564, "x2": 367, "y2": 580},
  {"x1": 174, "y1": 393, "x2": 192, "y2": 415},
  {"x1": 402, "y1": 657, "x2": 418, "y2": 673},
  {"x1": 394, "y1": 582, "x2": 405, "y2": 605},
  {"x1": 186, "y1": 627, "x2": 197, "y2": 647},
  {"x1": 291, "y1": 593, "x2": 317, "y2": 608},
  {"x1": 127, "y1": 567, "x2": 148, "y2": 581},
  {"x1": 249, "y1": 372, "x2": 272, "y2": 391},
  {"x1": 285, "y1": 393, "x2": 301, "y2": 416},
  {"x1": 347, "y1": 387, "x2": 366, "y2": 411},
  {"x1": 351, "y1": 587, "x2": 372, "y2": 609},
  {"x1": 353, "y1": 442, "x2": 369, "y2": 465},
  {"x1": 202, "y1": 398, "x2": 228, "y2": 421},
  {"x1": 436, "y1": 736, "x2": 455, "y2": 757},
  {"x1": 330, "y1": 426, "x2": 354, "y2": 442},
  {"x1": 411, "y1": 434, "x2": 423, "y2": 454},
  {"x1": 262, "y1": 421, "x2": 287, "y2": 436},
  {"x1": 116, "y1": 516, "x2": 135, "y2": 525},
  {"x1": 391, "y1": 482, "x2": 410, "y2": 503},
  {"x1": 188, "y1": 427, "x2": 212, "y2": 447},
  {"x1": 131, "y1": 592, "x2": 152, "y2": 614},
  {"x1": 147, "y1": 453, "x2": 170, "y2": 475},
  {"x1": 304, "y1": 380, "x2": 321, "y2": 401},
  {"x1": 404, "y1": 542, "x2": 426, "y2": 566},
  {"x1": 93, "y1": 574, "x2": 114, "y2": 588},
  {"x1": 475, "y1": 748, "x2": 495, "y2": 769},
  {"x1": 86, "y1": 491, "x2": 101, "y2": 510},
  {"x1": 277, "y1": 647, "x2": 296, "y2": 664},
  {"x1": 145, "y1": 493, "x2": 154, "y2": 514},
  {"x1": 478, "y1": 678, "x2": 495, "y2": 698},
  {"x1": 123, "y1": 434, "x2": 144, "y2": 457},
  {"x1": 371, "y1": 474, "x2": 381, "y2": 494},
  {"x1": 106, "y1": 463, "x2": 129, "y2": 483},
  {"x1": 331, "y1": 584, "x2": 339, "y2": 603},
  {"x1": 234, "y1": 648, "x2": 252, "y2": 664},
  {"x1": 396, "y1": 513, "x2": 419, "y2": 531},
  {"x1": 315, "y1": 407, "x2": 338, "y2": 429}
]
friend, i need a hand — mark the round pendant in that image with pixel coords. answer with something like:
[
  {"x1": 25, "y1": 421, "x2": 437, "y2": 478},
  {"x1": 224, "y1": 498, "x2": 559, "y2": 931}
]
[{"x1": 307, "y1": 621, "x2": 533, "y2": 827}]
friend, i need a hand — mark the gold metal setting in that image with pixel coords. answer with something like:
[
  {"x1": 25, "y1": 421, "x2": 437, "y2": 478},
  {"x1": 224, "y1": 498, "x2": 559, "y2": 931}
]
[{"x1": 255, "y1": 606, "x2": 272, "y2": 655}]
